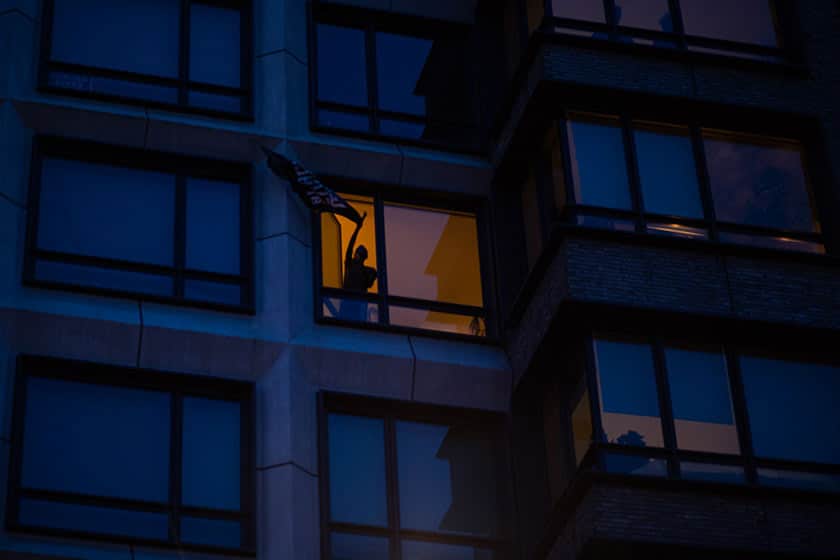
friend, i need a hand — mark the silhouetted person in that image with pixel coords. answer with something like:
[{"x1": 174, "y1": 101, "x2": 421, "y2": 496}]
[{"x1": 339, "y1": 212, "x2": 377, "y2": 321}]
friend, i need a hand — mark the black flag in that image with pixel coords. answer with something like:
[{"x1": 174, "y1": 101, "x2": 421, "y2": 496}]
[{"x1": 262, "y1": 147, "x2": 363, "y2": 224}]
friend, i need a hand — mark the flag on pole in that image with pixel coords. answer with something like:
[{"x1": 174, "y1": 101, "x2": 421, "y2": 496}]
[{"x1": 262, "y1": 147, "x2": 363, "y2": 224}]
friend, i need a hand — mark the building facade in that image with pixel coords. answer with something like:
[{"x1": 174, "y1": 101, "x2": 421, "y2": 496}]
[{"x1": 0, "y1": 1, "x2": 839, "y2": 560}]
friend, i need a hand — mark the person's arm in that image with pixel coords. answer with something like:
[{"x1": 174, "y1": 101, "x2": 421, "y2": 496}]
[{"x1": 344, "y1": 212, "x2": 367, "y2": 264}]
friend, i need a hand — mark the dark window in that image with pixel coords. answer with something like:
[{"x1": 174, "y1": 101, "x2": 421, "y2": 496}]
[
  {"x1": 320, "y1": 393, "x2": 510, "y2": 560},
  {"x1": 533, "y1": 0, "x2": 783, "y2": 61},
  {"x1": 25, "y1": 137, "x2": 254, "y2": 311},
  {"x1": 530, "y1": 115, "x2": 823, "y2": 253},
  {"x1": 569, "y1": 336, "x2": 840, "y2": 492},
  {"x1": 41, "y1": 0, "x2": 252, "y2": 118},
  {"x1": 311, "y1": 5, "x2": 481, "y2": 151},
  {"x1": 7, "y1": 355, "x2": 255, "y2": 553},
  {"x1": 316, "y1": 189, "x2": 490, "y2": 338}
]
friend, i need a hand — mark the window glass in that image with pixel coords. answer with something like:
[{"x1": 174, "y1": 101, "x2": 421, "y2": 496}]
[
  {"x1": 317, "y1": 24, "x2": 368, "y2": 107},
  {"x1": 180, "y1": 517, "x2": 241, "y2": 548},
  {"x1": 320, "y1": 194, "x2": 378, "y2": 294},
  {"x1": 327, "y1": 414, "x2": 388, "y2": 526},
  {"x1": 190, "y1": 3, "x2": 241, "y2": 87},
  {"x1": 331, "y1": 533, "x2": 390, "y2": 560},
  {"x1": 384, "y1": 203, "x2": 483, "y2": 307},
  {"x1": 704, "y1": 134, "x2": 816, "y2": 233},
  {"x1": 572, "y1": 389, "x2": 592, "y2": 466},
  {"x1": 614, "y1": 0, "x2": 673, "y2": 31},
  {"x1": 186, "y1": 178, "x2": 241, "y2": 275},
  {"x1": 740, "y1": 356, "x2": 840, "y2": 465},
  {"x1": 19, "y1": 500, "x2": 170, "y2": 540},
  {"x1": 389, "y1": 307, "x2": 485, "y2": 337},
  {"x1": 603, "y1": 452, "x2": 668, "y2": 476},
  {"x1": 38, "y1": 158, "x2": 176, "y2": 266},
  {"x1": 376, "y1": 33, "x2": 433, "y2": 117},
  {"x1": 402, "y1": 540, "x2": 499, "y2": 560},
  {"x1": 318, "y1": 109, "x2": 372, "y2": 132},
  {"x1": 184, "y1": 280, "x2": 242, "y2": 306},
  {"x1": 680, "y1": 462, "x2": 745, "y2": 484},
  {"x1": 22, "y1": 377, "x2": 171, "y2": 502},
  {"x1": 51, "y1": 0, "x2": 180, "y2": 77},
  {"x1": 181, "y1": 397, "x2": 241, "y2": 511},
  {"x1": 567, "y1": 117, "x2": 632, "y2": 210},
  {"x1": 594, "y1": 338, "x2": 663, "y2": 447},
  {"x1": 34, "y1": 261, "x2": 175, "y2": 297},
  {"x1": 757, "y1": 469, "x2": 840, "y2": 493},
  {"x1": 521, "y1": 169, "x2": 543, "y2": 271},
  {"x1": 396, "y1": 421, "x2": 500, "y2": 537},
  {"x1": 551, "y1": 0, "x2": 606, "y2": 21},
  {"x1": 634, "y1": 123, "x2": 703, "y2": 219},
  {"x1": 665, "y1": 346, "x2": 739, "y2": 454},
  {"x1": 680, "y1": 0, "x2": 777, "y2": 46}
]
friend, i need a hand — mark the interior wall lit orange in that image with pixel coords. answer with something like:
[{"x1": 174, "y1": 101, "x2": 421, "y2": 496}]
[{"x1": 320, "y1": 194, "x2": 378, "y2": 293}]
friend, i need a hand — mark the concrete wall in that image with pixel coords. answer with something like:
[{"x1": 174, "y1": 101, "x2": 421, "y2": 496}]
[{"x1": 0, "y1": 1, "x2": 509, "y2": 559}]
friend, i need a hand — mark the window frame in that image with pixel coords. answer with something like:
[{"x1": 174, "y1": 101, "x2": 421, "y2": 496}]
[
  {"x1": 528, "y1": 0, "x2": 792, "y2": 64},
  {"x1": 38, "y1": 0, "x2": 254, "y2": 121},
  {"x1": 6, "y1": 354, "x2": 257, "y2": 555},
  {"x1": 312, "y1": 180, "x2": 497, "y2": 341},
  {"x1": 308, "y1": 2, "x2": 484, "y2": 154},
  {"x1": 574, "y1": 335, "x2": 840, "y2": 492},
  {"x1": 528, "y1": 112, "x2": 825, "y2": 254},
  {"x1": 23, "y1": 136, "x2": 255, "y2": 314},
  {"x1": 317, "y1": 391, "x2": 512, "y2": 560}
]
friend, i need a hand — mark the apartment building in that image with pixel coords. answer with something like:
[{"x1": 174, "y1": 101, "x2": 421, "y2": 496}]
[{"x1": 0, "y1": 1, "x2": 838, "y2": 560}]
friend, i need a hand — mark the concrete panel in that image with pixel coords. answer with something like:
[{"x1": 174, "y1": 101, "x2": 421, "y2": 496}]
[
  {"x1": 258, "y1": 465, "x2": 320, "y2": 560},
  {"x1": 0, "y1": 101, "x2": 31, "y2": 204},
  {"x1": 399, "y1": 147, "x2": 493, "y2": 196},
  {"x1": 255, "y1": 0, "x2": 310, "y2": 63},
  {"x1": 255, "y1": 159, "x2": 313, "y2": 243},
  {"x1": 13, "y1": 99, "x2": 147, "y2": 149},
  {"x1": 410, "y1": 336, "x2": 511, "y2": 411},
  {"x1": 281, "y1": 51, "x2": 310, "y2": 138},
  {"x1": 290, "y1": 137, "x2": 402, "y2": 185},
  {"x1": 255, "y1": 51, "x2": 288, "y2": 136},
  {"x1": 0, "y1": 10, "x2": 36, "y2": 98},
  {"x1": 0, "y1": 0, "x2": 39, "y2": 19},
  {"x1": 292, "y1": 328, "x2": 414, "y2": 399}
]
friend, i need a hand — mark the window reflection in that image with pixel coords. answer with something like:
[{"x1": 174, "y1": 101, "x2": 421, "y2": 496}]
[
  {"x1": 704, "y1": 133, "x2": 817, "y2": 233},
  {"x1": 680, "y1": 0, "x2": 777, "y2": 47},
  {"x1": 551, "y1": 0, "x2": 605, "y2": 22},
  {"x1": 567, "y1": 116, "x2": 632, "y2": 210},
  {"x1": 316, "y1": 24, "x2": 368, "y2": 107},
  {"x1": 665, "y1": 346, "x2": 739, "y2": 454},
  {"x1": 614, "y1": 0, "x2": 672, "y2": 32},
  {"x1": 376, "y1": 33, "x2": 433, "y2": 117},
  {"x1": 593, "y1": 338, "x2": 664, "y2": 447}
]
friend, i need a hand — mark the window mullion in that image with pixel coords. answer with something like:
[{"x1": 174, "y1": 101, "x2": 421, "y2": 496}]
[
  {"x1": 178, "y1": 0, "x2": 190, "y2": 105},
  {"x1": 174, "y1": 175, "x2": 187, "y2": 298},
  {"x1": 169, "y1": 392, "x2": 184, "y2": 544},
  {"x1": 603, "y1": 0, "x2": 617, "y2": 36},
  {"x1": 384, "y1": 417, "x2": 402, "y2": 560},
  {"x1": 668, "y1": 0, "x2": 688, "y2": 50},
  {"x1": 651, "y1": 338, "x2": 679, "y2": 478},
  {"x1": 725, "y1": 350, "x2": 758, "y2": 485},
  {"x1": 620, "y1": 115, "x2": 646, "y2": 233},
  {"x1": 374, "y1": 195, "x2": 390, "y2": 326},
  {"x1": 689, "y1": 124, "x2": 719, "y2": 240}
]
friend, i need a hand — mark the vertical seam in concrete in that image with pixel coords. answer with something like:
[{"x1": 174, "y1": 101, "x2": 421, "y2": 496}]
[
  {"x1": 407, "y1": 335, "x2": 417, "y2": 400},
  {"x1": 136, "y1": 301, "x2": 144, "y2": 368}
]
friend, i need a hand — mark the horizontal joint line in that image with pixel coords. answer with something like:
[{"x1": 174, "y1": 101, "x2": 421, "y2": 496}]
[
  {"x1": 257, "y1": 232, "x2": 311, "y2": 248},
  {"x1": 256, "y1": 48, "x2": 307, "y2": 67},
  {"x1": 257, "y1": 461, "x2": 318, "y2": 478}
]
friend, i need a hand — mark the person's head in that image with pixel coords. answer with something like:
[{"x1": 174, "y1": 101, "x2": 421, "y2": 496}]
[{"x1": 354, "y1": 245, "x2": 368, "y2": 262}]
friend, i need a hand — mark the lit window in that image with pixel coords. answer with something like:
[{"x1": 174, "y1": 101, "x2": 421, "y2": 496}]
[
  {"x1": 321, "y1": 394, "x2": 509, "y2": 560},
  {"x1": 42, "y1": 0, "x2": 250, "y2": 117},
  {"x1": 312, "y1": 6, "x2": 481, "y2": 151},
  {"x1": 26, "y1": 137, "x2": 253, "y2": 310},
  {"x1": 318, "y1": 191, "x2": 488, "y2": 338},
  {"x1": 8, "y1": 356, "x2": 255, "y2": 552}
]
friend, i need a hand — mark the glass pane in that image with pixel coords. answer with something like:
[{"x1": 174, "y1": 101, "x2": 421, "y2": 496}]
[
  {"x1": 521, "y1": 168, "x2": 543, "y2": 272},
  {"x1": 380, "y1": 119, "x2": 427, "y2": 139},
  {"x1": 567, "y1": 117, "x2": 632, "y2": 210},
  {"x1": 646, "y1": 223, "x2": 708, "y2": 239},
  {"x1": 389, "y1": 307, "x2": 486, "y2": 337},
  {"x1": 384, "y1": 203, "x2": 483, "y2": 307},
  {"x1": 758, "y1": 469, "x2": 840, "y2": 493},
  {"x1": 186, "y1": 178, "x2": 241, "y2": 275},
  {"x1": 320, "y1": 195, "x2": 378, "y2": 294},
  {"x1": 665, "y1": 347, "x2": 739, "y2": 454},
  {"x1": 331, "y1": 533, "x2": 390, "y2": 560},
  {"x1": 681, "y1": 0, "x2": 777, "y2": 47},
  {"x1": 182, "y1": 397, "x2": 241, "y2": 511},
  {"x1": 51, "y1": 0, "x2": 180, "y2": 77},
  {"x1": 317, "y1": 24, "x2": 368, "y2": 107},
  {"x1": 34, "y1": 260, "x2": 174, "y2": 297},
  {"x1": 180, "y1": 517, "x2": 241, "y2": 548},
  {"x1": 22, "y1": 377, "x2": 170, "y2": 502},
  {"x1": 47, "y1": 71, "x2": 179, "y2": 103},
  {"x1": 19, "y1": 499, "x2": 169, "y2": 540},
  {"x1": 397, "y1": 421, "x2": 500, "y2": 537},
  {"x1": 327, "y1": 414, "x2": 388, "y2": 526},
  {"x1": 184, "y1": 280, "x2": 242, "y2": 306},
  {"x1": 634, "y1": 124, "x2": 703, "y2": 218},
  {"x1": 575, "y1": 214, "x2": 636, "y2": 231},
  {"x1": 603, "y1": 453, "x2": 667, "y2": 477},
  {"x1": 681, "y1": 462, "x2": 745, "y2": 484},
  {"x1": 318, "y1": 109, "x2": 371, "y2": 132},
  {"x1": 614, "y1": 0, "x2": 673, "y2": 31},
  {"x1": 594, "y1": 338, "x2": 663, "y2": 448},
  {"x1": 323, "y1": 296, "x2": 379, "y2": 324},
  {"x1": 190, "y1": 4, "x2": 241, "y2": 87},
  {"x1": 551, "y1": 0, "x2": 606, "y2": 22},
  {"x1": 38, "y1": 158, "x2": 176, "y2": 266},
  {"x1": 376, "y1": 33, "x2": 432, "y2": 116},
  {"x1": 717, "y1": 232, "x2": 824, "y2": 254},
  {"x1": 704, "y1": 134, "x2": 816, "y2": 232},
  {"x1": 402, "y1": 540, "x2": 499, "y2": 560},
  {"x1": 189, "y1": 91, "x2": 242, "y2": 113},
  {"x1": 572, "y1": 389, "x2": 592, "y2": 466},
  {"x1": 740, "y1": 356, "x2": 840, "y2": 464}
]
